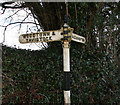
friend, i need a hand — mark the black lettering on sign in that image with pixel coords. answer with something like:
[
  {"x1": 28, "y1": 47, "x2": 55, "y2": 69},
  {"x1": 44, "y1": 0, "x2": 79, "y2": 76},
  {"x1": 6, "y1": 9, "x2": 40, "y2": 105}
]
[
  {"x1": 26, "y1": 35, "x2": 28, "y2": 38},
  {"x1": 52, "y1": 32, "x2": 55, "y2": 35},
  {"x1": 33, "y1": 33, "x2": 36, "y2": 35},
  {"x1": 73, "y1": 36, "x2": 83, "y2": 41},
  {"x1": 26, "y1": 39, "x2": 29, "y2": 42},
  {"x1": 31, "y1": 39, "x2": 34, "y2": 42},
  {"x1": 30, "y1": 35, "x2": 32, "y2": 38},
  {"x1": 23, "y1": 35, "x2": 26, "y2": 38},
  {"x1": 61, "y1": 32, "x2": 63, "y2": 35},
  {"x1": 39, "y1": 33, "x2": 42, "y2": 37},
  {"x1": 29, "y1": 39, "x2": 31, "y2": 42},
  {"x1": 43, "y1": 33, "x2": 46, "y2": 36},
  {"x1": 33, "y1": 34, "x2": 35, "y2": 38},
  {"x1": 35, "y1": 36, "x2": 53, "y2": 42},
  {"x1": 43, "y1": 37, "x2": 48, "y2": 41},
  {"x1": 49, "y1": 36, "x2": 52, "y2": 40},
  {"x1": 47, "y1": 32, "x2": 50, "y2": 36},
  {"x1": 43, "y1": 37, "x2": 45, "y2": 41},
  {"x1": 40, "y1": 37, "x2": 42, "y2": 41},
  {"x1": 36, "y1": 38, "x2": 39, "y2": 41},
  {"x1": 26, "y1": 38, "x2": 39, "y2": 42},
  {"x1": 77, "y1": 37, "x2": 81, "y2": 41},
  {"x1": 46, "y1": 37, "x2": 48, "y2": 40},
  {"x1": 46, "y1": 37, "x2": 48, "y2": 41},
  {"x1": 29, "y1": 35, "x2": 31, "y2": 38}
]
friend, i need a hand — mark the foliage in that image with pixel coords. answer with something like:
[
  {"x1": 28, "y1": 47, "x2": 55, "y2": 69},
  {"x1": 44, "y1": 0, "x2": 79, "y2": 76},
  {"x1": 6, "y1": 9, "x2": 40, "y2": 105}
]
[
  {"x1": 1, "y1": 2, "x2": 120, "y2": 104},
  {"x1": 2, "y1": 42, "x2": 120, "y2": 104}
]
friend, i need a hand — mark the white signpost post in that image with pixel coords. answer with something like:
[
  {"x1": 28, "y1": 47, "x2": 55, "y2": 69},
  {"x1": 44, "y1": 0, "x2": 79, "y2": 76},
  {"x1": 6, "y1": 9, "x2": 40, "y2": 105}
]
[{"x1": 19, "y1": 17, "x2": 86, "y2": 104}]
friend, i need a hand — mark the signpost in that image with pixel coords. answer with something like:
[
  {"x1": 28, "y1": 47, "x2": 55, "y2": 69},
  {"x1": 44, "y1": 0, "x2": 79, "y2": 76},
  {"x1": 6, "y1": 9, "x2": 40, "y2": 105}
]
[
  {"x1": 19, "y1": 28, "x2": 85, "y2": 44},
  {"x1": 19, "y1": 16, "x2": 86, "y2": 104}
]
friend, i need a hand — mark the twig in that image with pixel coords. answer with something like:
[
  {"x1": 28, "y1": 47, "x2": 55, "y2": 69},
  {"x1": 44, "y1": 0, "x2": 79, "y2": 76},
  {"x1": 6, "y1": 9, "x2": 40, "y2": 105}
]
[
  {"x1": 74, "y1": 3, "x2": 78, "y2": 20},
  {"x1": 19, "y1": 13, "x2": 31, "y2": 31},
  {"x1": 31, "y1": 11, "x2": 47, "y2": 49},
  {"x1": 2, "y1": 72, "x2": 16, "y2": 94},
  {"x1": 0, "y1": 22, "x2": 38, "y2": 44},
  {"x1": 5, "y1": 9, "x2": 22, "y2": 20}
]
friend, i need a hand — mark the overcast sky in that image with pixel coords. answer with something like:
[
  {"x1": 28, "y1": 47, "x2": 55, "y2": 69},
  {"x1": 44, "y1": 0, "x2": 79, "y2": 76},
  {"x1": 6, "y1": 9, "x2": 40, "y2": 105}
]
[{"x1": 0, "y1": 6, "x2": 47, "y2": 50}]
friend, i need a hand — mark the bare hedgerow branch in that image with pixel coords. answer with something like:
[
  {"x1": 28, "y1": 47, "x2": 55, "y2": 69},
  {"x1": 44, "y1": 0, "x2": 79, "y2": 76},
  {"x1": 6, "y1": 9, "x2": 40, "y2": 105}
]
[
  {"x1": 29, "y1": 6, "x2": 44, "y2": 31},
  {"x1": 3, "y1": 10, "x2": 22, "y2": 26},
  {"x1": 1, "y1": 3, "x2": 46, "y2": 49},
  {"x1": 24, "y1": 8, "x2": 48, "y2": 49},
  {"x1": 1, "y1": 2, "x2": 48, "y2": 49},
  {"x1": 22, "y1": 8, "x2": 47, "y2": 49},
  {"x1": 19, "y1": 13, "x2": 31, "y2": 32},
  {"x1": 5, "y1": 9, "x2": 22, "y2": 20},
  {"x1": 2, "y1": 72, "x2": 17, "y2": 92},
  {"x1": 31, "y1": 17, "x2": 45, "y2": 49},
  {"x1": 32, "y1": 12, "x2": 47, "y2": 49},
  {"x1": 0, "y1": 2, "x2": 30, "y2": 44},
  {"x1": 1, "y1": 21, "x2": 39, "y2": 30},
  {"x1": 0, "y1": 22, "x2": 39, "y2": 43}
]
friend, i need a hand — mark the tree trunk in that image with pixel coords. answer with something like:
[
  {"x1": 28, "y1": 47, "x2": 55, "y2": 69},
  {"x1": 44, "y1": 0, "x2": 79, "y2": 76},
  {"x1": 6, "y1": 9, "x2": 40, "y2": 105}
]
[{"x1": 26, "y1": 2, "x2": 66, "y2": 31}]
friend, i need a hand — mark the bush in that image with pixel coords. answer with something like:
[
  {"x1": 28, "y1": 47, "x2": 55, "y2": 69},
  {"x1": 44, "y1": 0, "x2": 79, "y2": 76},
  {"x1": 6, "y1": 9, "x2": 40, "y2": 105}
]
[{"x1": 2, "y1": 43, "x2": 120, "y2": 104}]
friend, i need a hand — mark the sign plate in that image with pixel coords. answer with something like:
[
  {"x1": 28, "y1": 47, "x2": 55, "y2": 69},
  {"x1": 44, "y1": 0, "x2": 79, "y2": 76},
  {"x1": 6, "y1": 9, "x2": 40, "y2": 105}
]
[
  {"x1": 19, "y1": 27, "x2": 85, "y2": 44},
  {"x1": 72, "y1": 33, "x2": 86, "y2": 44},
  {"x1": 19, "y1": 29, "x2": 64, "y2": 44}
]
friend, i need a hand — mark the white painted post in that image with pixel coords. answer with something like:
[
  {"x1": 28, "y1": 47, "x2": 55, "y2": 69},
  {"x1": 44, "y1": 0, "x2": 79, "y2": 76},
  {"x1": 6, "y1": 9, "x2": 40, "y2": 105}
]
[
  {"x1": 62, "y1": 15, "x2": 71, "y2": 104},
  {"x1": 63, "y1": 41, "x2": 71, "y2": 104}
]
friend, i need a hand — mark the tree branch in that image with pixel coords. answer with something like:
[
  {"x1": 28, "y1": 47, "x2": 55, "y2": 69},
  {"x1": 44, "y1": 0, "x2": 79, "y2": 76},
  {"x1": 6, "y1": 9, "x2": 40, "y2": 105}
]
[{"x1": 0, "y1": 22, "x2": 39, "y2": 44}]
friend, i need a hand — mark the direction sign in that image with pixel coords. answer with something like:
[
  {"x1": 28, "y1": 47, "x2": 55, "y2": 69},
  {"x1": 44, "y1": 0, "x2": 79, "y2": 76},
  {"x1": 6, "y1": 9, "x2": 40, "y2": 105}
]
[
  {"x1": 19, "y1": 29, "x2": 63, "y2": 44},
  {"x1": 19, "y1": 27, "x2": 74, "y2": 44},
  {"x1": 19, "y1": 27, "x2": 86, "y2": 44},
  {"x1": 72, "y1": 33, "x2": 86, "y2": 44}
]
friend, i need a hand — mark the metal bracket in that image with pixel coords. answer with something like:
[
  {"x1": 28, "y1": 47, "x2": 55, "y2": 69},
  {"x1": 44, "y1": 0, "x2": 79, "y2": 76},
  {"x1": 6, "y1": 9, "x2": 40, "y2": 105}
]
[
  {"x1": 62, "y1": 41, "x2": 71, "y2": 48},
  {"x1": 61, "y1": 25, "x2": 73, "y2": 43}
]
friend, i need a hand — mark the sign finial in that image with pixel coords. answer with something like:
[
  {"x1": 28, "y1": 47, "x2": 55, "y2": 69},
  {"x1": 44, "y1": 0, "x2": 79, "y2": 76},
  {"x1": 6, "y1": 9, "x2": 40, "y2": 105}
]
[{"x1": 64, "y1": 14, "x2": 68, "y2": 23}]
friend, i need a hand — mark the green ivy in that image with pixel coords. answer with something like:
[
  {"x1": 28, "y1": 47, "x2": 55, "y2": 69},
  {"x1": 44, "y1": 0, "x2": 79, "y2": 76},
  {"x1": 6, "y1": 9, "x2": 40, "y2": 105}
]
[{"x1": 2, "y1": 42, "x2": 120, "y2": 104}]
